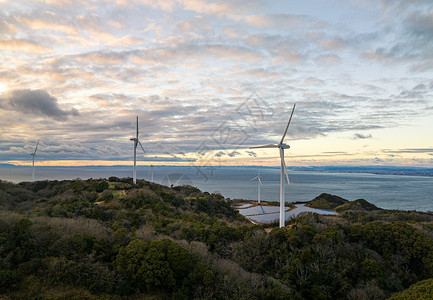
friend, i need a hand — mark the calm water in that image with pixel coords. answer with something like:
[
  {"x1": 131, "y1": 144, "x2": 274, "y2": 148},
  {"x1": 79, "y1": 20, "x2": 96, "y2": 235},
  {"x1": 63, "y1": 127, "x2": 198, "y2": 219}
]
[{"x1": 1, "y1": 166, "x2": 432, "y2": 212}]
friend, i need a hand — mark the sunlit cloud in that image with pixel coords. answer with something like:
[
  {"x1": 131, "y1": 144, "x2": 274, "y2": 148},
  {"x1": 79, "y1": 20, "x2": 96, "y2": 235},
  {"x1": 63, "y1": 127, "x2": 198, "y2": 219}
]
[
  {"x1": 0, "y1": 0, "x2": 432, "y2": 167},
  {"x1": 0, "y1": 39, "x2": 52, "y2": 53}
]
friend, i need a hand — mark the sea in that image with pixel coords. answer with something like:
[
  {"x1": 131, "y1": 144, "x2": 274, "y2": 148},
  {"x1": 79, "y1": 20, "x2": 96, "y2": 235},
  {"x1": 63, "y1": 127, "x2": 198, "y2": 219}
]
[{"x1": 1, "y1": 166, "x2": 432, "y2": 212}]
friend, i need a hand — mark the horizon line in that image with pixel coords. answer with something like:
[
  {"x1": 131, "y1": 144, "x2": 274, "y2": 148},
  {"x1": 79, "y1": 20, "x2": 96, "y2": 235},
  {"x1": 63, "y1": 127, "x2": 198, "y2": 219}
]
[{"x1": 1, "y1": 163, "x2": 432, "y2": 170}]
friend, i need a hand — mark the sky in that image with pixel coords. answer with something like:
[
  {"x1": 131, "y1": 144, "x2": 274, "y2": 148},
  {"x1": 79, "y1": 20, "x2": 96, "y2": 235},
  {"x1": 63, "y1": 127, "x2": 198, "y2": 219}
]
[{"x1": 0, "y1": 0, "x2": 432, "y2": 169}]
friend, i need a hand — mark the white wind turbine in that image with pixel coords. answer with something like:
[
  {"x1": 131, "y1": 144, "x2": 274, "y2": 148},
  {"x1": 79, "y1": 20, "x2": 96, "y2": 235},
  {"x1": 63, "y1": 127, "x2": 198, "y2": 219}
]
[
  {"x1": 148, "y1": 164, "x2": 154, "y2": 182},
  {"x1": 250, "y1": 103, "x2": 296, "y2": 228},
  {"x1": 250, "y1": 169, "x2": 262, "y2": 204},
  {"x1": 30, "y1": 140, "x2": 40, "y2": 182},
  {"x1": 130, "y1": 116, "x2": 146, "y2": 184}
]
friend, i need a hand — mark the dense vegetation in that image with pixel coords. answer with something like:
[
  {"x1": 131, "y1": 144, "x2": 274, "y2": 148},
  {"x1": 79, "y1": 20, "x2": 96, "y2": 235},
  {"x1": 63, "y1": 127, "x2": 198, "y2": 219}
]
[
  {"x1": 1, "y1": 179, "x2": 433, "y2": 299},
  {"x1": 388, "y1": 278, "x2": 433, "y2": 299},
  {"x1": 305, "y1": 193, "x2": 349, "y2": 209}
]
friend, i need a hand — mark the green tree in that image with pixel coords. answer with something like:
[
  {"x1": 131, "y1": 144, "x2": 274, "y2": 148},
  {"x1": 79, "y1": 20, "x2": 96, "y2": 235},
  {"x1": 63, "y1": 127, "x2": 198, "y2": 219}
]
[{"x1": 113, "y1": 238, "x2": 192, "y2": 291}]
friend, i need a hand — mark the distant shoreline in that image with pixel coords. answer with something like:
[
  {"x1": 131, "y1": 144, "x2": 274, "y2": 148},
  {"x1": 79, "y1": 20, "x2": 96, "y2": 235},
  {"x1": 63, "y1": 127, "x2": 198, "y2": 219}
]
[
  {"x1": 292, "y1": 168, "x2": 433, "y2": 177},
  {"x1": 1, "y1": 164, "x2": 432, "y2": 177}
]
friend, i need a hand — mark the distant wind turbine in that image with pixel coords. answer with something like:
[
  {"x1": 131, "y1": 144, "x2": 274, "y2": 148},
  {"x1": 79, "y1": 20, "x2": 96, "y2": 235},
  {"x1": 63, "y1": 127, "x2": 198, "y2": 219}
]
[
  {"x1": 30, "y1": 140, "x2": 39, "y2": 182},
  {"x1": 148, "y1": 164, "x2": 154, "y2": 182},
  {"x1": 130, "y1": 116, "x2": 146, "y2": 184},
  {"x1": 250, "y1": 103, "x2": 296, "y2": 228},
  {"x1": 250, "y1": 169, "x2": 262, "y2": 204}
]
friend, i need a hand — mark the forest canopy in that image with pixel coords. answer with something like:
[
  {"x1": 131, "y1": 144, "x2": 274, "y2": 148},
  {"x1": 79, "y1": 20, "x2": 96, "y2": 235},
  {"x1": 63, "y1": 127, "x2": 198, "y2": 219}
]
[{"x1": 1, "y1": 178, "x2": 432, "y2": 299}]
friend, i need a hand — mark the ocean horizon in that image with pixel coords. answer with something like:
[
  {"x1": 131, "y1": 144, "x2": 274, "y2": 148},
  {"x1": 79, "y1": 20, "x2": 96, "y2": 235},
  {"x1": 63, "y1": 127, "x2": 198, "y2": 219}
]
[{"x1": 1, "y1": 165, "x2": 433, "y2": 212}]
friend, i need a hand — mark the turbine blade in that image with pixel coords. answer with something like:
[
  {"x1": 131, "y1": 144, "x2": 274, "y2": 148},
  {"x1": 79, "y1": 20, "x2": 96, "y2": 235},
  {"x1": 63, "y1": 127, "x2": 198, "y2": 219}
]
[
  {"x1": 136, "y1": 116, "x2": 139, "y2": 139},
  {"x1": 138, "y1": 141, "x2": 145, "y2": 154},
  {"x1": 35, "y1": 155, "x2": 46, "y2": 167},
  {"x1": 249, "y1": 144, "x2": 279, "y2": 149},
  {"x1": 258, "y1": 177, "x2": 262, "y2": 185},
  {"x1": 279, "y1": 103, "x2": 296, "y2": 145},
  {"x1": 249, "y1": 176, "x2": 258, "y2": 181},
  {"x1": 34, "y1": 139, "x2": 40, "y2": 154},
  {"x1": 280, "y1": 150, "x2": 290, "y2": 184}
]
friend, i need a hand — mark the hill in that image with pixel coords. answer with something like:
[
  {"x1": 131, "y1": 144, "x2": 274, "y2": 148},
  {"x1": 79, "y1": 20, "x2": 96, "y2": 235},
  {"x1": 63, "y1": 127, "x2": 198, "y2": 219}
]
[
  {"x1": 336, "y1": 198, "x2": 381, "y2": 212},
  {"x1": 1, "y1": 178, "x2": 433, "y2": 299},
  {"x1": 305, "y1": 193, "x2": 349, "y2": 209}
]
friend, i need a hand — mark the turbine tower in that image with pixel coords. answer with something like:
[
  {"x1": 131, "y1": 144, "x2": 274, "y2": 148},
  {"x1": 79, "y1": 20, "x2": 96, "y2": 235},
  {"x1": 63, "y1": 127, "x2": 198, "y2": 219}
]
[
  {"x1": 250, "y1": 169, "x2": 262, "y2": 204},
  {"x1": 130, "y1": 116, "x2": 146, "y2": 184},
  {"x1": 30, "y1": 140, "x2": 40, "y2": 182},
  {"x1": 250, "y1": 103, "x2": 296, "y2": 228},
  {"x1": 148, "y1": 164, "x2": 154, "y2": 182}
]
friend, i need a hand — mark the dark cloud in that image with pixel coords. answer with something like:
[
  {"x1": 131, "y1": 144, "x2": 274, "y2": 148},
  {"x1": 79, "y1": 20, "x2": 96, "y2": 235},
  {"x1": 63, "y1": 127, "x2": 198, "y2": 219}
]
[
  {"x1": 353, "y1": 133, "x2": 372, "y2": 139},
  {"x1": 214, "y1": 151, "x2": 226, "y2": 157},
  {"x1": 246, "y1": 151, "x2": 257, "y2": 157},
  {"x1": 321, "y1": 152, "x2": 347, "y2": 154},
  {"x1": 384, "y1": 148, "x2": 433, "y2": 154},
  {"x1": 228, "y1": 151, "x2": 241, "y2": 157},
  {"x1": 405, "y1": 10, "x2": 433, "y2": 39},
  {"x1": 397, "y1": 83, "x2": 430, "y2": 98},
  {"x1": 141, "y1": 156, "x2": 195, "y2": 162},
  {"x1": 373, "y1": 157, "x2": 384, "y2": 163},
  {"x1": 4, "y1": 89, "x2": 79, "y2": 121}
]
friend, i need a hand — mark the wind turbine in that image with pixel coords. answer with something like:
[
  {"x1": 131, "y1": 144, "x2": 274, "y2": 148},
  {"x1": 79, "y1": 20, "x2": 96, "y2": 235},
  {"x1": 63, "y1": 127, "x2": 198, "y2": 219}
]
[
  {"x1": 250, "y1": 169, "x2": 262, "y2": 204},
  {"x1": 148, "y1": 164, "x2": 154, "y2": 182},
  {"x1": 130, "y1": 116, "x2": 146, "y2": 184},
  {"x1": 30, "y1": 140, "x2": 40, "y2": 182},
  {"x1": 250, "y1": 103, "x2": 296, "y2": 228}
]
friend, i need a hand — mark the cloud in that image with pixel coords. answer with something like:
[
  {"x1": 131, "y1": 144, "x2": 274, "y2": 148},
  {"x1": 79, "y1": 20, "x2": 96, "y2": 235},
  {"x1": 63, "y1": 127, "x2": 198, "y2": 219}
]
[
  {"x1": 360, "y1": 3, "x2": 433, "y2": 71},
  {"x1": 405, "y1": 9, "x2": 433, "y2": 39},
  {"x1": 179, "y1": 0, "x2": 254, "y2": 20},
  {"x1": 245, "y1": 14, "x2": 305, "y2": 28},
  {"x1": 321, "y1": 152, "x2": 347, "y2": 154},
  {"x1": 108, "y1": 35, "x2": 144, "y2": 47},
  {"x1": 214, "y1": 151, "x2": 226, "y2": 157},
  {"x1": 18, "y1": 17, "x2": 79, "y2": 35},
  {"x1": 246, "y1": 151, "x2": 256, "y2": 157},
  {"x1": 0, "y1": 39, "x2": 52, "y2": 54},
  {"x1": 75, "y1": 50, "x2": 129, "y2": 64},
  {"x1": 228, "y1": 151, "x2": 241, "y2": 157},
  {"x1": 353, "y1": 133, "x2": 373, "y2": 139},
  {"x1": 314, "y1": 54, "x2": 341, "y2": 65},
  {"x1": 321, "y1": 38, "x2": 345, "y2": 50},
  {"x1": 3, "y1": 89, "x2": 79, "y2": 121},
  {"x1": 384, "y1": 148, "x2": 433, "y2": 154},
  {"x1": 0, "y1": 0, "x2": 432, "y2": 166}
]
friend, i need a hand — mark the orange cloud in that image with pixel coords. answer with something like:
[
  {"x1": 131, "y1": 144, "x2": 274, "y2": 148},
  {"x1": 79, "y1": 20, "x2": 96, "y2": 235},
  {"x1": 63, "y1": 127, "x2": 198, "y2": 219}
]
[{"x1": 0, "y1": 39, "x2": 52, "y2": 54}]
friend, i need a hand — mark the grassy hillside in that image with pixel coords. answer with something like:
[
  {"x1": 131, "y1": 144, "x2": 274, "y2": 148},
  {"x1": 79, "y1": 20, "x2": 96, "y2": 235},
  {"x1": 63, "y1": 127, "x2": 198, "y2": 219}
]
[
  {"x1": 336, "y1": 198, "x2": 380, "y2": 213},
  {"x1": 1, "y1": 178, "x2": 433, "y2": 299}
]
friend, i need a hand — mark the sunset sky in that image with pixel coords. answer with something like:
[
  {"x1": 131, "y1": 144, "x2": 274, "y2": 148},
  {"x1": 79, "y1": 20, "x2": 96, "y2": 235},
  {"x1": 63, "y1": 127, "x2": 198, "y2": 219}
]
[{"x1": 0, "y1": 0, "x2": 432, "y2": 168}]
